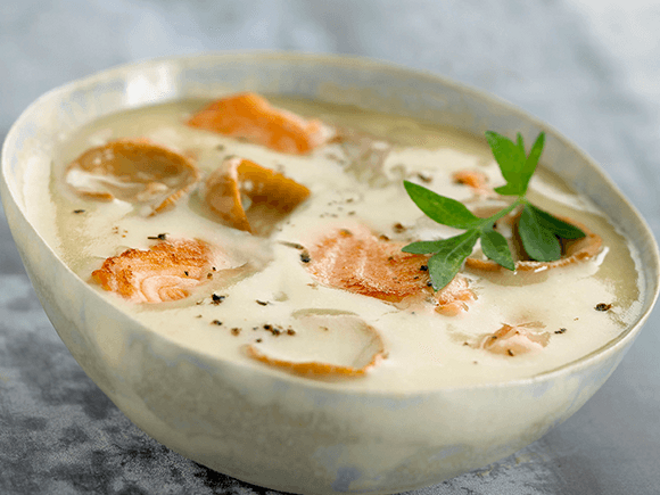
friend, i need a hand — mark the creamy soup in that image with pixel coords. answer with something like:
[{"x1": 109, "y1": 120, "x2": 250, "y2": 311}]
[{"x1": 47, "y1": 96, "x2": 644, "y2": 392}]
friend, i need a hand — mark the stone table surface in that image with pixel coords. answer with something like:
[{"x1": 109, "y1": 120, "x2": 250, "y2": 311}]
[{"x1": 1, "y1": 1, "x2": 659, "y2": 494}]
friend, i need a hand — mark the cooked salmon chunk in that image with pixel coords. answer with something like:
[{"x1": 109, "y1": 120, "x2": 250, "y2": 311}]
[
  {"x1": 205, "y1": 157, "x2": 310, "y2": 234},
  {"x1": 64, "y1": 138, "x2": 200, "y2": 215},
  {"x1": 452, "y1": 169, "x2": 491, "y2": 195},
  {"x1": 187, "y1": 92, "x2": 328, "y2": 154},
  {"x1": 307, "y1": 226, "x2": 476, "y2": 314},
  {"x1": 479, "y1": 322, "x2": 550, "y2": 356},
  {"x1": 92, "y1": 239, "x2": 226, "y2": 303}
]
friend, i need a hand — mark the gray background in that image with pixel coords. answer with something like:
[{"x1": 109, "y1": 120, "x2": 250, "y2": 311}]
[{"x1": 1, "y1": 1, "x2": 659, "y2": 494}]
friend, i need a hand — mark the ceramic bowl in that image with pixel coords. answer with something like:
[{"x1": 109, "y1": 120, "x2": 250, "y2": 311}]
[{"x1": 2, "y1": 52, "x2": 659, "y2": 495}]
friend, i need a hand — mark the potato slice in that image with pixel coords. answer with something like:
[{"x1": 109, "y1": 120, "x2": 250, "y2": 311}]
[
  {"x1": 466, "y1": 214, "x2": 602, "y2": 272},
  {"x1": 246, "y1": 314, "x2": 386, "y2": 377},
  {"x1": 65, "y1": 138, "x2": 200, "y2": 215},
  {"x1": 204, "y1": 157, "x2": 310, "y2": 234}
]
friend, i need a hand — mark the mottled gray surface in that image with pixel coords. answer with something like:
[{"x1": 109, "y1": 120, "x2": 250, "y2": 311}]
[{"x1": 1, "y1": 0, "x2": 659, "y2": 494}]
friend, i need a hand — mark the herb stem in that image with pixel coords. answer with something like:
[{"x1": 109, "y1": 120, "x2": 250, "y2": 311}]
[{"x1": 480, "y1": 198, "x2": 523, "y2": 228}]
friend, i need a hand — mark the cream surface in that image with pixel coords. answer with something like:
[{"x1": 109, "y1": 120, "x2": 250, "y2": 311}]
[{"x1": 47, "y1": 97, "x2": 644, "y2": 392}]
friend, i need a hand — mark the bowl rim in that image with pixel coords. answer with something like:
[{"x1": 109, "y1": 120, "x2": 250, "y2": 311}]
[{"x1": 2, "y1": 50, "x2": 659, "y2": 396}]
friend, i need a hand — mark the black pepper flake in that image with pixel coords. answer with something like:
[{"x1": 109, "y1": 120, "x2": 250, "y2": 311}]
[
  {"x1": 417, "y1": 172, "x2": 432, "y2": 183},
  {"x1": 264, "y1": 324, "x2": 272, "y2": 331},
  {"x1": 287, "y1": 328, "x2": 296, "y2": 336},
  {"x1": 211, "y1": 320, "x2": 223, "y2": 326},
  {"x1": 256, "y1": 338, "x2": 263, "y2": 343},
  {"x1": 231, "y1": 327, "x2": 241, "y2": 336},
  {"x1": 256, "y1": 300, "x2": 269, "y2": 306},
  {"x1": 280, "y1": 241, "x2": 305, "y2": 250},
  {"x1": 555, "y1": 328, "x2": 567, "y2": 334},
  {"x1": 393, "y1": 222, "x2": 406, "y2": 233},
  {"x1": 147, "y1": 233, "x2": 168, "y2": 240},
  {"x1": 184, "y1": 271, "x2": 189, "y2": 276},
  {"x1": 271, "y1": 327, "x2": 281, "y2": 336},
  {"x1": 300, "y1": 252, "x2": 311, "y2": 263},
  {"x1": 507, "y1": 349, "x2": 515, "y2": 356},
  {"x1": 207, "y1": 273, "x2": 213, "y2": 279},
  {"x1": 212, "y1": 267, "x2": 217, "y2": 271},
  {"x1": 73, "y1": 209, "x2": 86, "y2": 214},
  {"x1": 595, "y1": 303, "x2": 612, "y2": 312},
  {"x1": 212, "y1": 294, "x2": 226, "y2": 304},
  {"x1": 427, "y1": 281, "x2": 433, "y2": 287},
  {"x1": 420, "y1": 265, "x2": 428, "y2": 272}
]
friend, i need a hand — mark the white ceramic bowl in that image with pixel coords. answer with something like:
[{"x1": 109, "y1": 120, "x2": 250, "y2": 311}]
[{"x1": 2, "y1": 53, "x2": 659, "y2": 495}]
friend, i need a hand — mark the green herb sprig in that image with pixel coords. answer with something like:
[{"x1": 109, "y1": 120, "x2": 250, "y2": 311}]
[{"x1": 403, "y1": 131, "x2": 586, "y2": 290}]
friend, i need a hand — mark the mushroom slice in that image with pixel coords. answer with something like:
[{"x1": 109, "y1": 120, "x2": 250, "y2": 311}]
[
  {"x1": 246, "y1": 314, "x2": 386, "y2": 377},
  {"x1": 64, "y1": 139, "x2": 200, "y2": 215},
  {"x1": 186, "y1": 92, "x2": 328, "y2": 154},
  {"x1": 465, "y1": 214, "x2": 602, "y2": 272},
  {"x1": 205, "y1": 157, "x2": 310, "y2": 234},
  {"x1": 306, "y1": 226, "x2": 476, "y2": 314},
  {"x1": 479, "y1": 322, "x2": 550, "y2": 356},
  {"x1": 92, "y1": 238, "x2": 231, "y2": 303}
]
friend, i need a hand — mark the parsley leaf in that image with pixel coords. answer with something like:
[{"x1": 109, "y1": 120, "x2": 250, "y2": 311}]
[
  {"x1": 480, "y1": 227, "x2": 515, "y2": 271},
  {"x1": 519, "y1": 203, "x2": 561, "y2": 261},
  {"x1": 426, "y1": 230, "x2": 480, "y2": 290},
  {"x1": 524, "y1": 203, "x2": 585, "y2": 239},
  {"x1": 403, "y1": 130, "x2": 588, "y2": 290},
  {"x1": 403, "y1": 181, "x2": 481, "y2": 229}
]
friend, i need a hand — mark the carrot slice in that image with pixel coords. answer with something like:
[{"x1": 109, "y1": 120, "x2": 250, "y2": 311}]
[
  {"x1": 205, "y1": 157, "x2": 310, "y2": 234},
  {"x1": 246, "y1": 314, "x2": 386, "y2": 377},
  {"x1": 187, "y1": 92, "x2": 327, "y2": 154},
  {"x1": 465, "y1": 214, "x2": 602, "y2": 272},
  {"x1": 306, "y1": 226, "x2": 475, "y2": 314},
  {"x1": 478, "y1": 322, "x2": 550, "y2": 356},
  {"x1": 92, "y1": 239, "x2": 226, "y2": 303},
  {"x1": 65, "y1": 139, "x2": 200, "y2": 215}
]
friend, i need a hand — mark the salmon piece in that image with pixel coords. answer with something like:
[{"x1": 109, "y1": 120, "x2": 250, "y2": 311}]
[
  {"x1": 465, "y1": 214, "x2": 602, "y2": 272},
  {"x1": 92, "y1": 239, "x2": 225, "y2": 303},
  {"x1": 187, "y1": 92, "x2": 327, "y2": 154},
  {"x1": 306, "y1": 226, "x2": 476, "y2": 314},
  {"x1": 435, "y1": 276, "x2": 477, "y2": 316},
  {"x1": 65, "y1": 139, "x2": 200, "y2": 215},
  {"x1": 478, "y1": 322, "x2": 550, "y2": 356},
  {"x1": 205, "y1": 157, "x2": 310, "y2": 234},
  {"x1": 453, "y1": 170, "x2": 491, "y2": 194},
  {"x1": 245, "y1": 314, "x2": 387, "y2": 378}
]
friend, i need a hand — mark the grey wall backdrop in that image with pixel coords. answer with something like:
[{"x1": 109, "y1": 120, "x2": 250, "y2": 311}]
[{"x1": 1, "y1": 1, "x2": 659, "y2": 494}]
